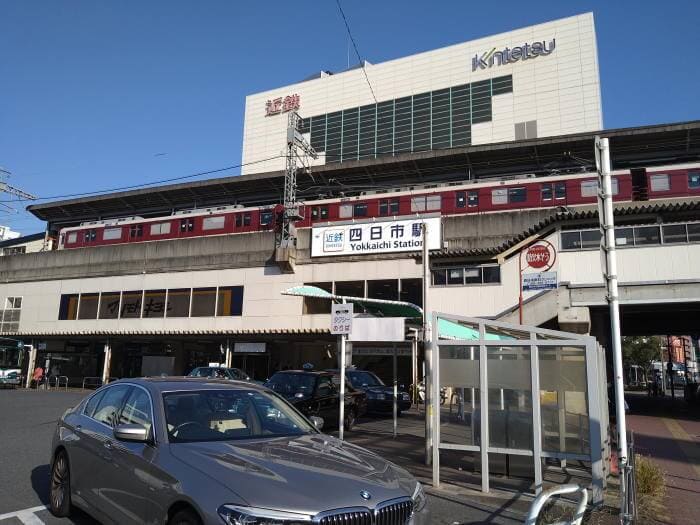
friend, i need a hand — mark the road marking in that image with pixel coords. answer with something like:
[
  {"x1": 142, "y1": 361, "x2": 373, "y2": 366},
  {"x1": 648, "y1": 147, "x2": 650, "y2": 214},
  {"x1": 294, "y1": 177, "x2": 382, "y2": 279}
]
[
  {"x1": 0, "y1": 505, "x2": 46, "y2": 524},
  {"x1": 663, "y1": 418, "x2": 700, "y2": 477}
]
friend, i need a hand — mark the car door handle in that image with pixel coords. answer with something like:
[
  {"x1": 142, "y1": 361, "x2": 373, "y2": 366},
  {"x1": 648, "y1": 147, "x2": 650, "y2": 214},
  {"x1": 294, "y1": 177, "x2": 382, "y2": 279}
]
[{"x1": 104, "y1": 441, "x2": 113, "y2": 450}]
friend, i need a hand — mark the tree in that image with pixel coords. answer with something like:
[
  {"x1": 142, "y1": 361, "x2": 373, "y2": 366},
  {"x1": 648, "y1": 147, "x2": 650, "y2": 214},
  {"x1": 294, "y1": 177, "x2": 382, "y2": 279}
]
[{"x1": 622, "y1": 336, "x2": 662, "y2": 382}]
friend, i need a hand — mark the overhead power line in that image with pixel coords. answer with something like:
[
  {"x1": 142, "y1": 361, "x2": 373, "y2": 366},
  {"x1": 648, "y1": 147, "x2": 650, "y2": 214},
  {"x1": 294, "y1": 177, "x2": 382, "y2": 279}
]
[
  {"x1": 0, "y1": 155, "x2": 284, "y2": 204},
  {"x1": 334, "y1": 0, "x2": 378, "y2": 104}
]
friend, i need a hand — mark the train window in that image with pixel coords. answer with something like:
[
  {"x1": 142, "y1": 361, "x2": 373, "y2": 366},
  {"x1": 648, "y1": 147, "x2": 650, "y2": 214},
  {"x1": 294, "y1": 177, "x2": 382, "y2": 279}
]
[
  {"x1": 243, "y1": 213, "x2": 251, "y2": 226},
  {"x1": 541, "y1": 184, "x2": 553, "y2": 201},
  {"x1": 662, "y1": 224, "x2": 688, "y2": 244},
  {"x1": 339, "y1": 204, "x2": 353, "y2": 219},
  {"x1": 180, "y1": 218, "x2": 194, "y2": 232},
  {"x1": 311, "y1": 206, "x2": 329, "y2": 221},
  {"x1": 411, "y1": 195, "x2": 441, "y2": 212},
  {"x1": 203, "y1": 216, "x2": 225, "y2": 230},
  {"x1": 411, "y1": 197, "x2": 426, "y2": 212},
  {"x1": 688, "y1": 172, "x2": 700, "y2": 189},
  {"x1": 555, "y1": 182, "x2": 567, "y2": 199},
  {"x1": 468, "y1": 191, "x2": 479, "y2": 207},
  {"x1": 560, "y1": 231, "x2": 582, "y2": 250},
  {"x1": 235, "y1": 214, "x2": 242, "y2": 227},
  {"x1": 491, "y1": 189, "x2": 508, "y2": 205},
  {"x1": 67, "y1": 232, "x2": 77, "y2": 244},
  {"x1": 353, "y1": 203, "x2": 368, "y2": 217},
  {"x1": 129, "y1": 224, "x2": 144, "y2": 239},
  {"x1": 650, "y1": 174, "x2": 670, "y2": 192},
  {"x1": 260, "y1": 211, "x2": 274, "y2": 226},
  {"x1": 150, "y1": 222, "x2": 171, "y2": 236},
  {"x1": 508, "y1": 187, "x2": 526, "y2": 203},
  {"x1": 611, "y1": 177, "x2": 619, "y2": 195},
  {"x1": 103, "y1": 227, "x2": 122, "y2": 240},
  {"x1": 379, "y1": 198, "x2": 400, "y2": 216},
  {"x1": 84, "y1": 229, "x2": 97, "y2": 242},
  {"x1": 580, "y1": 180, "x2": 597, "y2": 198},
  {"x1": 456, "y1": 191, "x2": 467, "y2": 208}
]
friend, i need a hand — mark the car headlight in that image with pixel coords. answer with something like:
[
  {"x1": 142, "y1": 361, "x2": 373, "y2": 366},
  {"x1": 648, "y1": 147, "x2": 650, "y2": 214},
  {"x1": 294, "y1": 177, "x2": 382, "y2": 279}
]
[
  {"x1": 411, "y1": 482, "x2": 427, "y2": 513},
  {"x1": 218, "y1": 505, "x2": 311, "y2": 524}
]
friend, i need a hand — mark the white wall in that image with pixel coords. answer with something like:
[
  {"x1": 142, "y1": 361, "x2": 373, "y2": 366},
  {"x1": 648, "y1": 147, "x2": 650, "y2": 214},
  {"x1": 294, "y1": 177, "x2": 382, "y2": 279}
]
[{"x1": 241, "y1": 13, "x2": 601, "y2": 174}]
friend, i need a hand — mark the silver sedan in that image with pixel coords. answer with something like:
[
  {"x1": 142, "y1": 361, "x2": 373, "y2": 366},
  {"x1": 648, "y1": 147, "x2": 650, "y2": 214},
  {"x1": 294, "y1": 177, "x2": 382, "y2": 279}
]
[{"x1": 49, "y1": 377, "x2": 429, "y2": 524}]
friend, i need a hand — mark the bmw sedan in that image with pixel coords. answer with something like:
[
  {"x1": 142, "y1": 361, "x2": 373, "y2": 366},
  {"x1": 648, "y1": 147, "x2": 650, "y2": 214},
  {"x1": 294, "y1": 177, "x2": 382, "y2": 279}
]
[{"x1": 49, "y1": 377, "x2": 429, "y2": 524}]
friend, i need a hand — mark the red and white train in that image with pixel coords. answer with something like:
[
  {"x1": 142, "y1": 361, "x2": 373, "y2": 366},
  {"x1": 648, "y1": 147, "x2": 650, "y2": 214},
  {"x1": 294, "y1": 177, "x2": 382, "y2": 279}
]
[{"x1": 57, "y1": 163, "x2": 700, "y2": 250}]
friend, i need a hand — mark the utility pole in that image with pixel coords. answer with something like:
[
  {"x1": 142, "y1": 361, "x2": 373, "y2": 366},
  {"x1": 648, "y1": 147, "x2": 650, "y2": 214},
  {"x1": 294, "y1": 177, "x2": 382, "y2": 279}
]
[
  {"x1": 422, "y1": 222, "x2": 433, "y2": 467},
  {"x1": 275, "y1": 113, "x2": 317, "y2": 273},
  {"x1": 595, "y1": 137, "x2": 629, "y2": 524},
  {"x1": 667, "y1": 336, "x2": 675, "y2": 401}
]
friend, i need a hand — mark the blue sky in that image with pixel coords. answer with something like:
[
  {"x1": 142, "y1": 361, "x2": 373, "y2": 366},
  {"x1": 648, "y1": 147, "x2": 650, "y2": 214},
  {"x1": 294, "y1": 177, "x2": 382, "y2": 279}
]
[{"x1": 1, "y1": 0, "x2": 699, "y2": 233}]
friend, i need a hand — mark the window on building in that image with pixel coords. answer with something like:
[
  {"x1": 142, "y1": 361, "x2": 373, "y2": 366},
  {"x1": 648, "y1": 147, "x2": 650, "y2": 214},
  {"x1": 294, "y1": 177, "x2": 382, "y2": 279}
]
[
  {"x1": 339, "y1": 204, "x2": 353, "y2": 219},
  {"x1": 542, "y1": 184, "x2": 553, "y2": 201},
  {"x1": 447, "y1": 268, "x2": 464, "y2": 285},
  {"x1": 492, "y1": 188, "x2": 508, "y2": 205},
  {"x1": 120, "y1": 291, "x2": 143, "y2": 318},
  {"x1": 180, "y1": 218, "x2": 194, "y2": 232},
  {"x1": 468, "y1": 191, "x2": 479, "y2": 207},
  {"x1": 561, "y1": 231, "x2": 582, "y2": 250},
  {"x1": 399, "y1": 278, "x2": 422, "y2": 308},
  {"x1": 662, "y1": 224, "x2": 687, "y2": 244},
  {"x1": 84, "y1": 229, "x2": 97, "y2": 242},
  {"x1": 216, "y1": 286, "x2": 244, "y2": 316},
  {"x1": 2, "y1": 246, "x2": 26, "y2": 256},
  {"x1": 142, "y1": 290, "x2": 166, "y2": 318},
  {"x1": 303, "y1": 282, "x2": 332, "y2": 314},
  {"x1": 98, "y1": 292, "x2": 121, "y2": 319},
  {"x1": 432, "y1": 265, "x2": 500, "y2": 286},
  {"x1": 203, "y1": 216, "x2": 225, "y2": 231},
  {"x1": 103, "y1": 227, "x2": 122, "y2": 240},
  {"x1": 581, "y1": 230, "x2": 602, "y2": 249},
  {"x1": 580, "y1": 180, "x2": 598, "y2": 198},
  {"x1": 456, "y1": 191, "x2": 467, "y2": 208},
  {"x1": 129, "y1": 224, "x2": 144, "y2": 239},
  {"x1": 190, "y1": 288, "x2": 217, "y2": 317},
  {"x1": 150, "y1": 222, "x2": 171, "y2": 236},
  {"x1": 334, "y1": 281, "x2": 365, "y2": 298},
  {"x1": 66, "y1": 232, "x2": 78, "y2": 244},
  {"x1": 614, "y1": 228, "x2": 634, "y2": 247},
  {"x1": 515, "y1": 120, "x2": 538, "y2": 140},
  {"x1": 77, "y1": 293, "x2": 99, "y2": 320},
  {"x1": 58, "y1": 294, "x2": 79, "y2": 320},
  {"x1": 367, "y1": 279, "x2": 399, "y2": 301},
  {"x1": 634, "y1": 226, "x2": 661, "y2": 246},
  {"x1": 687, "y1": 223, "x2": 700, "y2": 242},
  {"x1": 482, "y1": 266, "x2": 501, "y2": 283},
  {"x1": 5, "y1": 297, "x2": 21, "y2": 309},
  {"x1": 353, "y1": 203, "x2": 368, "y2": 217},
  {"x1": 259, "y1": 211, "x2": 274, "y2": 226},
  {"x1": 555, "y1": 182, "x2": 567, "y2": 200},
  {"x1": 431, "y1": 269, "x2": 447, "y2": 285},
  {"x1": 166, "y1": 289, "x2": 191, "y2": 317},
  {"x1": 688, "y1": 172, "x2": 700, "y2": 189},
  {"x1": 650, "y1": 174, "x2": 670, "y2": 192},
  {"x1": 379, "y1": 198, "x2": 399, "y2": 216},
  {"x1": 463, "y1": 267, "x2": 481, "y2": 284}
]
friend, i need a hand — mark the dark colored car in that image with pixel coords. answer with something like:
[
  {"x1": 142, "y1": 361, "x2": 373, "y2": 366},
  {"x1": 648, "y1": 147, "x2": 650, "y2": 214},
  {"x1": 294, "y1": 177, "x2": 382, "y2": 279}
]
[
  {"x1": 48, "y1": 377, "x2": 429, "y2": 524},
  {"x1": 187, "y1": 367, "x2": 250, "y2": 381},
  {"x1": 331, "y1": 369, "x2": 412, "y2": 415},
  {"x1": 264, "y1": 370, "x2": 366, "y2": 430}
]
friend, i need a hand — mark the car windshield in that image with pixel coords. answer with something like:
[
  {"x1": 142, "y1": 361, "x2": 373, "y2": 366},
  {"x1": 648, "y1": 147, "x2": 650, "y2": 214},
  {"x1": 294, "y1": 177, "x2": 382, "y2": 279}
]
[
  {"x1": 347, "y1": 371, "x2": 384, "y2": 387},
  {"x1": 265, "y1": 373, "x2": 316, "y2": 396},
  {"x1": 163, "y1": 389, "x2": 314, "y2": 443},
  {"x1": 189, "y1": 367, "x2": 232, "y2": 379}
]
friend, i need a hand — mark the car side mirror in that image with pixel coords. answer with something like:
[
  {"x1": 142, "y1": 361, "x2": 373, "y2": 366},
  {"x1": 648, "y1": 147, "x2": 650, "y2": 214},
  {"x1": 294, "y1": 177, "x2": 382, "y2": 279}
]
[
  {"x1": 114, "y1": 424, "x2": 150, "y2": 443},
  {"x1": 310, "y1": 416, "x2": 324, "y2": 431}
]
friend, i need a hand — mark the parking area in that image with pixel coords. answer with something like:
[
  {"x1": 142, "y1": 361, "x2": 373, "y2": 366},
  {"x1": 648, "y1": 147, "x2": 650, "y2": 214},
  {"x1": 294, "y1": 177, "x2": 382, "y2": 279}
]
[{"x1": 0, "y1": 389, "x2": 524, "y2": 525}]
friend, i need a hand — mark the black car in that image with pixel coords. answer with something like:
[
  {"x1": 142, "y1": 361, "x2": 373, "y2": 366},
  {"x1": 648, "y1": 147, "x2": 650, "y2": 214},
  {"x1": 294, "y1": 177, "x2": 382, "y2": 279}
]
[
  {"x1": 264, "y1": 370, "x2": 366, "y2": 430},
  {"x1": 331, "y1": 369, "x2": 412, "y2": 415}
]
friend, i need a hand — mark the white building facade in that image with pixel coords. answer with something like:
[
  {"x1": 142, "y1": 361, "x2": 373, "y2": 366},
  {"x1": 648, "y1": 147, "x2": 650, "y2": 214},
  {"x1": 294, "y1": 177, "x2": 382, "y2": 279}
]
[{"x1": 242, "y1": 13, "x2": 602, "y2": 174}]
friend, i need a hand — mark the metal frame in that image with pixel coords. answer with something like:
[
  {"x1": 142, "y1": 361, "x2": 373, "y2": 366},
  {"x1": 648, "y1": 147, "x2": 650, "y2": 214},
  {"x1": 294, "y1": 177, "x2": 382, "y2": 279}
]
[{"x1": 432, "y1": 312, "x2": 605, "y2": 505}]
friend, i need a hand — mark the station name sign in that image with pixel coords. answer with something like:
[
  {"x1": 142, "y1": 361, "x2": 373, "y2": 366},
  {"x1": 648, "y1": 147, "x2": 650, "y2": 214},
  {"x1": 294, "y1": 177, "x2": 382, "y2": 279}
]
[
  {"x1": 265, "y1": 94, "x2": 301, "y2": 116},
  {"x1": 472, "y1": 39, "x2": 555, "y2": 71},
  {"x1": 311, "y1": 217, "x2": 442, "y2": 257}
]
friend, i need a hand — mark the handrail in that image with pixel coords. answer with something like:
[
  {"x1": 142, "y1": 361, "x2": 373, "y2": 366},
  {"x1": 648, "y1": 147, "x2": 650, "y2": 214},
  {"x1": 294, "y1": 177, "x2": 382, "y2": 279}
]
[
  {"x1": 53, "y1": 375, "x2": 69, "y2": 391},
  {"x1": 525, "y1": 484, "x2": 588, "y2": 525}
]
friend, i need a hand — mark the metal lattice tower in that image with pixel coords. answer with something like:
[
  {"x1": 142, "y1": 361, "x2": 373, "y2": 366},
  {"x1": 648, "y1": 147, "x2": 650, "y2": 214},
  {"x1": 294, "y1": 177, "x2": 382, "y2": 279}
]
[{"x1": 279, "y1": 112, "x2": 317, "y2": 248}]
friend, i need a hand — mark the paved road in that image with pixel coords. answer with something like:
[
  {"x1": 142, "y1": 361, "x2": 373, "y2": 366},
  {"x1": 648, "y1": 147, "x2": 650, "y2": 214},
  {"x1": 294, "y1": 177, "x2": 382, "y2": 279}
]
[
  {"x1": 626, "y1": 391, "x2": 700, "y2": 525},
  {"x1": 0, "y1": 389, "x2": 521, "y2": 524}
]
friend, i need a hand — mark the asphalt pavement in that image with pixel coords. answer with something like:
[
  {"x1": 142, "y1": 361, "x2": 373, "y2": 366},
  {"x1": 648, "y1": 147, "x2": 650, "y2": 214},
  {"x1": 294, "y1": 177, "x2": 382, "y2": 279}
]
[{"x1": 0, "y1": 389, "x2": 522, "y2": 524}]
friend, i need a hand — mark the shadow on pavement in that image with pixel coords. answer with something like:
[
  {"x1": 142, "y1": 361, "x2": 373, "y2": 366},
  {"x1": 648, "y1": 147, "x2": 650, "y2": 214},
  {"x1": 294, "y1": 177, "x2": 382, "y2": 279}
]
[{"x1": 31, "y1": 464, "x2": 51, "y2": 505}]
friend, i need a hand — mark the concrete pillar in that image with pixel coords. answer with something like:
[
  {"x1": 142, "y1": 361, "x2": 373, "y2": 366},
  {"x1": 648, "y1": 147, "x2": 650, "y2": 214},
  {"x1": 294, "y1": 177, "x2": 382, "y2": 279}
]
[
  {"x1": 102, "y1": 342, "x2": 112, "y2": 385},
  {"x1": 24, "y1": 345, "x2": 37, "y2": 389}
]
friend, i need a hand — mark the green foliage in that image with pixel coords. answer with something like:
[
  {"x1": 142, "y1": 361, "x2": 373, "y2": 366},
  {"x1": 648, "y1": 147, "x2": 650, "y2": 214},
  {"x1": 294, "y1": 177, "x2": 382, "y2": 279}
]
[{"x1": 622, "y1": 336, "x2": 662, "y2": 374}]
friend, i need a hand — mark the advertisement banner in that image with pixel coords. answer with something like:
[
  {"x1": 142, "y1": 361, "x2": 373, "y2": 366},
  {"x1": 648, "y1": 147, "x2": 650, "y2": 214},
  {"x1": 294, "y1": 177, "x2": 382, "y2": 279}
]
[
  {"x1": 311, "y1": 217, "x2": 441, "y2": 257},
  {"x1": 522, "y1": 271, "x2": 558, "y2": 291}
]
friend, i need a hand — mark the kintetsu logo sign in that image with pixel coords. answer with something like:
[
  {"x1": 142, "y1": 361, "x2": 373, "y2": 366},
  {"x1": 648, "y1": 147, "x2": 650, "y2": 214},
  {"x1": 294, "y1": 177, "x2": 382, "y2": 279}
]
[{"x1": 472, "y1": 39, "x2": 555, "y2": 71}]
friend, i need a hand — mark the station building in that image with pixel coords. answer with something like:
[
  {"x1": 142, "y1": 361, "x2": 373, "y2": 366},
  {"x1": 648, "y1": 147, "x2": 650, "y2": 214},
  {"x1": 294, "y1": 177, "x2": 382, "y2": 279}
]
[{"x1": 2, "y1": 14, "x2": 700, "y2": 389}]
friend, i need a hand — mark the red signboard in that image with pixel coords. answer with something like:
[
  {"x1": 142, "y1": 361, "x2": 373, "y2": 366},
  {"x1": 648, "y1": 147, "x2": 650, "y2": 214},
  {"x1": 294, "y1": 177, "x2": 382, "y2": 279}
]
[
  {"x1": 265, "y1": 94, "x2": 300, "y2": 117},
  {"x1": 525, "y1": 244, "x2": 551, "y2": 269}
]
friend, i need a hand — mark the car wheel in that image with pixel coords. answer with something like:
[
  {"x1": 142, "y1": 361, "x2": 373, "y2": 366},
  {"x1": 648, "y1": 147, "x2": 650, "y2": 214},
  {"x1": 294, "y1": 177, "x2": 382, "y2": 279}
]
[
  {"x1": 169, "y1": 508, "x2": 202, "y2": 525},
  {"x1": 49, "y1": 451, "x2": 71, "y2": 517},
  {"x1": 344, "y1": 409, "x2": 356, "y2": 431}
]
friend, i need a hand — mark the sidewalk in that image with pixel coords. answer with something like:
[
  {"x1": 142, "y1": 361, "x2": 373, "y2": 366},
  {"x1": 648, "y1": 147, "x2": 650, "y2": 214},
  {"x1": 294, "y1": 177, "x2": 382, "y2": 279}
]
[{"x1": 626, "y1": 391, "x2": 700, "y2": 525}]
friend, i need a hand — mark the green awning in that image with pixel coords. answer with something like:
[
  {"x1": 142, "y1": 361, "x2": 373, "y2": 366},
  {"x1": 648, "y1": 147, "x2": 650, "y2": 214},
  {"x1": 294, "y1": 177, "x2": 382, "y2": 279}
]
[{"x1": 437, "y1": 317, "x2": 506, "y2": 340}]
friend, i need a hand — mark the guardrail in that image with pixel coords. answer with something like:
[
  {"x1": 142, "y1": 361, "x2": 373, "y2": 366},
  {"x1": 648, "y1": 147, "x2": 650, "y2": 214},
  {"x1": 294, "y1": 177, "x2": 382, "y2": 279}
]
[
  {"x1": 52, "y1": 375, "x2": 69, "y2": 391},
  {"x1": 525, "y1": 484, "x2": 588, "y2": 525}
]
